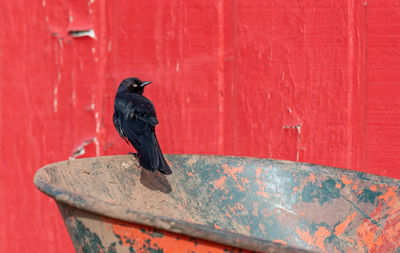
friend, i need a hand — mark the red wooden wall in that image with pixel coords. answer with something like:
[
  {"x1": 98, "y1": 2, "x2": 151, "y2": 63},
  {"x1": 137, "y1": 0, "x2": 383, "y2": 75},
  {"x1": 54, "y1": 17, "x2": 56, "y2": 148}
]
[{"x1": 0, "y1": 0, "x2": 399, "y2": 252}]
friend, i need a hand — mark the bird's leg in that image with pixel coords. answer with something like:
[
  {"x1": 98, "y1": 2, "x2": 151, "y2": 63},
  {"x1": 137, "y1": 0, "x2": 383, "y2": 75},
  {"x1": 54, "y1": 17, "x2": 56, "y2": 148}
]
[{"x1": 128, "y1": 152, "x2": 139, "y2": 163}]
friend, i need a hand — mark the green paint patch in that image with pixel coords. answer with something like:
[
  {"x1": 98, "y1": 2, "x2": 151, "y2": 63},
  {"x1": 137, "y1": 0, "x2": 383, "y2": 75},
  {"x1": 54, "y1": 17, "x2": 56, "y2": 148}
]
[
  {"x1": 139, "y1": 228, "x2": 165, "y2": 238},
  {"x1": 107, "y1": 242, "x2": 117, "y2": 253},
  {"x1": 142, "y1": 239, "x2": 163, "y2": 253},
  {"x1": 302, "y1": 178, "x2": 340, "y2": 205},
  {"x1": 357, "y1": 189, "x2": 382, "y2": 204},
  {"x1": 70, "y1": 218, "x2": 106, "y2": 253}
]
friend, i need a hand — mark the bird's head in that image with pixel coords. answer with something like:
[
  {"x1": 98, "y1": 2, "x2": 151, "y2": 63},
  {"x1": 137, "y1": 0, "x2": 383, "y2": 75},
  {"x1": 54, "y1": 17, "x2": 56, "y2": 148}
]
[{"x1": 119, "y1": 77, "x2": 152, "y2": 95}]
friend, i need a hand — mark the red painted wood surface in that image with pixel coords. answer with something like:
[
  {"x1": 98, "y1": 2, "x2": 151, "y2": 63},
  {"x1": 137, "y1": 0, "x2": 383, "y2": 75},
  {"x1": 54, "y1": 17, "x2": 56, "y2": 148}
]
[{"x1": 0, "y1": 0, "x2": 399, "y2": 252}]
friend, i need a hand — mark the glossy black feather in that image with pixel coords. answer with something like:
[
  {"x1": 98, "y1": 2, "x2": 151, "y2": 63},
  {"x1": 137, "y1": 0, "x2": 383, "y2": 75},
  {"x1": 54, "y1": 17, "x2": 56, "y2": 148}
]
[{"x1": 113, "y1": 78, "x2": 172, "y2": 175}]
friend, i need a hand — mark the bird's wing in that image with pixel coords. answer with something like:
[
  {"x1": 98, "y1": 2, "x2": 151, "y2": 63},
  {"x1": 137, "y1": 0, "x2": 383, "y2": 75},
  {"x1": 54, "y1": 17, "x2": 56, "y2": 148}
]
[
  {"x1": 113, "y1": 111, "x2": 129, "y2": 144},
  {"x1": 119, "y1": 94, "x2": 159, "y2": 126}
]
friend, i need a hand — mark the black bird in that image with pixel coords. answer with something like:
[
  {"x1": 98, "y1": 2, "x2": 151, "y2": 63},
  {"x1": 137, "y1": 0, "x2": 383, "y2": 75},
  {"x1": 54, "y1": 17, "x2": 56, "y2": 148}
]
[{"x1": 113, "y1": 77, "x2": 172, "y2": 175}]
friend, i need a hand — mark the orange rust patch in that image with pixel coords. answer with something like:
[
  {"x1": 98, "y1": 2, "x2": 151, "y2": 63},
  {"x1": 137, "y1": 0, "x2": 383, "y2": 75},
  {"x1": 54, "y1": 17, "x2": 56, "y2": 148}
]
[
  {"x1": 256, "y1": 167, "x2": 263, "y2": 177},
  {"x1": 335, "y1": 212, "x2": 357, "y2": 236},
  {"x1": 108, "y1": 218, "x2": 250, "y2": 253},
  {"x1": 340, "y1": 175, "x2": 353, "y2": 185},
  {"x1": 222, "y1": 164, "x2": 243, "y2": 182},
  {"x1": 357, "y1": 187, "x2": 400, "y2": 252},
  {"x1": 296, "y1": 227, "x2": 331, "y2": 252},
  {"x1": 255, "y1": 175, "x2": 271, "y2": 199},
  {"x1": 314, "y1": 227, "x2": 330, "y2": 252},
  {"x1": 379, "y1": 186, "x2": 397, "y2": 206},
  {"x1": 369, "y1": 185, "x2": 377, "y2": 192},
  {"x1": 309, "y1": 173, "x2": 316, "y2": 183},
  {"x1": 273, "y1": 240, "x2": 287, "y2": 245},
  {"x1": 352, "y1": 183, "x2": 358, "y2": 190},
  {"x1": 256, "y1": 190, "x2": 271, "y2": 199},
  {"x1": 336, "y1": 182, "x2": 342, "y2": 189},
  {"x1": 296, "y1": 228, "x2": 314, "y2": 246},
  {"x1": 214, "y1": 176, "x2": 227, "y2": 190}
]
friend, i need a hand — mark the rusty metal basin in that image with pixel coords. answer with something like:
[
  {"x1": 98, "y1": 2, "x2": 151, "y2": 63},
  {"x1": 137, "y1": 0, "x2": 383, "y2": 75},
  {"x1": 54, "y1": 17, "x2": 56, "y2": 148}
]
[{"x1": 34, "y1": 155, "x2": 400, "y2": 252}]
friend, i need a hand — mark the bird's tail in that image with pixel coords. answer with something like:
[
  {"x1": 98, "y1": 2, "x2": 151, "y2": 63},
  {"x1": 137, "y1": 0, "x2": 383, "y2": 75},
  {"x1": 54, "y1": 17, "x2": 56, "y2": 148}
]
[{"x1": 151, "y1": 133, "x2": 172, "y2": 175}]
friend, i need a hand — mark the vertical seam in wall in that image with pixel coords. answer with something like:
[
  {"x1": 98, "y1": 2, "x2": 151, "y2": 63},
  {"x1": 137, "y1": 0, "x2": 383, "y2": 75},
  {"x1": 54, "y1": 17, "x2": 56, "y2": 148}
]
[
  {"x1": 217, "y1": 0, "x2": 225, "y2": 154},
  {"x1": 347, "y1": 0, "x2": 368, "y2": 170},
  {"x1": 233, "y1": 0, "x2": 238, "y2": 154},
  {"x1": 362, "y1": 2, "x2": 368, "y2": 171},
  {"x1": 95, "y1": 0, "x2": 108, "y2": 156},
  {"x1": 347, "y1": 0, "x2": 355, "y2": 169}
]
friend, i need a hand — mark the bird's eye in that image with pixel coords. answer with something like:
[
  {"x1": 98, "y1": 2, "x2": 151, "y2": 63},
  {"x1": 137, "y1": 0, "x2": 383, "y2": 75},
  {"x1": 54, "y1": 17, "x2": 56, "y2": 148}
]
[{"x1": 132, "y1": 84, "x2": 138, "y2": 87}]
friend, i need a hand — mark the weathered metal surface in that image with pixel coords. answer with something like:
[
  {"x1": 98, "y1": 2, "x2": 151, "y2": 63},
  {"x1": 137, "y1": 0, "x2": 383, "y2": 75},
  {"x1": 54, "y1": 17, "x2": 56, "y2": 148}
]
[
  {"x1": 57, "y1": 203, "x2": 258, "y2": 253},
  {"x1": 34, "y1": 155, "x2": 400, "y2": 252}
]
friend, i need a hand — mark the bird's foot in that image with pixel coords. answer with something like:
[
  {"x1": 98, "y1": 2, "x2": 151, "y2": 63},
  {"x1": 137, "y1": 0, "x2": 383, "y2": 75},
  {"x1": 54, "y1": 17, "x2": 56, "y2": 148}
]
[{"x1": 128, "y1": 152, "x2": 139, "y2": 162}]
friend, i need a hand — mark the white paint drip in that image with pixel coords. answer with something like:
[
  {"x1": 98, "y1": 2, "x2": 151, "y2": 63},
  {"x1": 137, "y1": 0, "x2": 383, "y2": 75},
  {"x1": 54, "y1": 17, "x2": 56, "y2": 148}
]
[
  {"x1": 53, "y1": 85, "x2": 58, "y2": 113},
  {"x1": 95, "y1": 112, "x2": 100, "y2": 134},
  {"x1": 72, "y1": 90, "x2": 76, "y2": 106},
  {"x1": 176, "y1": 62, "x2": 180, "y2": 72},
  {"x1": 93, "y1": 137, "x2": 100, "y2": 156},
  {"x1": 57, "y1": 71, "x2": 61, "y2": 83}
]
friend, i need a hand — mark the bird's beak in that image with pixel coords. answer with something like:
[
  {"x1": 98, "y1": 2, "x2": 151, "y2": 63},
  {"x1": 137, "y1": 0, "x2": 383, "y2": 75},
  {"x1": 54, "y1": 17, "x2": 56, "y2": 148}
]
[{"x1": 140, "y1": 81, "x2": 152, "y2": 87}]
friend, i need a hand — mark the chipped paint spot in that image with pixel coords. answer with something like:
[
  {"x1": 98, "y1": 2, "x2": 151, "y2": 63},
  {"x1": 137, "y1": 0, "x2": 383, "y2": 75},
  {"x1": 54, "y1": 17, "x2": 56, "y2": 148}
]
[
  {"x1": 69, "y1": 29, "x2": 96, "y2": 39},
  {"x1": 70, "y1": 139, "x2": 93, "y2": 159}
]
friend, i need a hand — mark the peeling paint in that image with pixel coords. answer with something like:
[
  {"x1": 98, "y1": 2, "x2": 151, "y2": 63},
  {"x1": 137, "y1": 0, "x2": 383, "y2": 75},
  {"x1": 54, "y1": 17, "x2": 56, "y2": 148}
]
[
  {"x1": 68, "y1": 29, "x2": 96, "y2": 39},
  {"x1": 70, "y1": 140, "x2": 93, "y2": 159}
]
